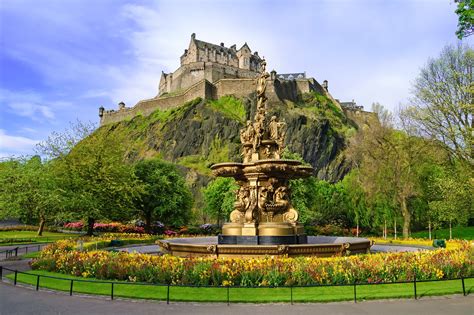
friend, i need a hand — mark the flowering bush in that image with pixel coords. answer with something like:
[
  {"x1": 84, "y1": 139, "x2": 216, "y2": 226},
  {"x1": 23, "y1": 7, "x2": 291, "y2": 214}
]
[
  {"x1": 62, "y1": 222, "x2": 145, "y2": 234},
  {"x1": 63, "y1": 222, "x2": 84, "y2": 230},
  {"x1": 32, "y1": 239, "x2": 473, "y2": 287}
]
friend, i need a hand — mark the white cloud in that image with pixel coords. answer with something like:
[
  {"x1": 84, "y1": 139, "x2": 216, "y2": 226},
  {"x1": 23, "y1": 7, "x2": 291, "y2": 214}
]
[
  {"x1": 0, "y1": 89, "x2": 74, "y2": 122},
  {"x1": 0, "y1": 129, "x2": 39, "y2": 158}
]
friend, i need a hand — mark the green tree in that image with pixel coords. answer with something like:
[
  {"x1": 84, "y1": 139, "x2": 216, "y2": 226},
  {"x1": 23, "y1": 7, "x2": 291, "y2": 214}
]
[
  {"x1": 36, "y1": 120, "x2": 96, "y2": 159},
  {"x1": 202, "y1": 177, "x2": 237, "y2": 225},
  {"x1": 428, "y1": 169, "x2": 472, "y2": 239},
  {"x1": 455, "y1": 0, "x2": 474, "y2": 39},
  {"x1": 402, "y1": 44, "x2": 473, "y2": 166},
  {"x1": 347, "y1": 104, "x2": 434, "y2": 237},
  {"x1": 134, "y1": 158, "x2": 193, "y2": 232},
  {"x1": 0, "y1": 156, "x2": 62, "y2": 235},
  {"x1": 55, "y1": 131, "x2": 141, "y2": 235}
]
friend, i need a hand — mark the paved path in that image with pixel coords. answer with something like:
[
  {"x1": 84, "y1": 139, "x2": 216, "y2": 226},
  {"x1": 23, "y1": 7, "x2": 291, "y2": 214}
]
[
  {"x1": 0, "y1": 282, "x2": 472, "y2": 315},
  {"x1": 120, "y1": 243, "x2": 431, "y2": 254}
]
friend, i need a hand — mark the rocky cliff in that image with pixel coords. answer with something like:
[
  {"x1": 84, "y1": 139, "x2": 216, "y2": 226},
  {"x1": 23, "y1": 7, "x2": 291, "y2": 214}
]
[{"x1": 92, "y1": 92, "x2": 356, "y2": 194}]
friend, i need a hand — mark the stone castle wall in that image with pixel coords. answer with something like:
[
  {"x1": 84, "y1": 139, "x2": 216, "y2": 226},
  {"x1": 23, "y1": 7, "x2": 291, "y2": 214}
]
[
  {"x1": 100, "y1": 77, "x2": 336, "y2": 126},
  {"x1": 159, "y1": 62, "x2": 259, "y2": 96},
  {"x1": 100, "y1": 80, "x2": 215, "y2": 125}
]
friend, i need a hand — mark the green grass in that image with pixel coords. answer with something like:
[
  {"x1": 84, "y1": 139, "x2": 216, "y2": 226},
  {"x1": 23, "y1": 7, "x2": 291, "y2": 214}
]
[
  {"x1": 411, "y1": 226, "x2": 474, "y2": 240},
  {"x1": 0, "y1": 231, "x2": 79, "y2": 245},
  {"x1": 21, "y1": 251, "x2": 41, "y2": 259},
  {"x1": 208, "y1": 96, "x2": 246, "y2": 124},
  {"x1": 6, "y1": 270, "x2": 473, "y2": 303}
]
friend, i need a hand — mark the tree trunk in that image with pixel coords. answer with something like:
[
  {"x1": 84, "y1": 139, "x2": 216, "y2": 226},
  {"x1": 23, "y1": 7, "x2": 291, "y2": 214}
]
[
  {"x1": 356, "y1": 222, "x2": 359, "y2": 237},
  {"x1": 428, "y1": 220, "x2": 432, "y2": 240},
  {"x1": 400, "y1": 197, "x2": 410, "y2": 238},
  {"x1": 145, "y1": 212, "x2": 152, "y2": 234},
  {"x1": 449, "y1": 220, "x2": 452, "y2": 240},
  {"x1": 37, "y1": 216, "x2": 46, "y2": 236},
  {"x1": 384, "y1": 219, "x2": 387, "y2": 239},
  {"x1": 394, "y1": 218, "x2": 397, "y2": 240},
  {"x1": 87, "y1": 217, "x2": 95, "y2": 236}
]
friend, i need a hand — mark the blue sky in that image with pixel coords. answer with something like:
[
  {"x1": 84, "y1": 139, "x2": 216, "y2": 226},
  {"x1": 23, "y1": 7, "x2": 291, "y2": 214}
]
[{"x1": 0, "y1": 0, "x2": 472, "y2": 158}]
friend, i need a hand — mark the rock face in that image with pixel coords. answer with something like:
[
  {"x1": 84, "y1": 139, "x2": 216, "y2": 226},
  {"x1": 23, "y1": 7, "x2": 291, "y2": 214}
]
[{"x1": 95, "y1": 95, "x2": 353, "y2": 184}]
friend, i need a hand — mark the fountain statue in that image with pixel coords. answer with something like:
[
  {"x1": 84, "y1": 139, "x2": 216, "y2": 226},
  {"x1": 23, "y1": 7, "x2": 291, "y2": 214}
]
[
  {"x1": 212, "y1": 59, "x2": 313, "y2": 245},
  {"x1": 157, "y1": 59, "x2": 372, "y2": 257}
]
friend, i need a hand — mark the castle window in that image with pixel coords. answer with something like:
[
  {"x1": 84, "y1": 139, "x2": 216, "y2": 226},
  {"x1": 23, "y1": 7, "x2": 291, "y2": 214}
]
[{"x1": 244, "y1": 58, "x2": 249, "y2": 66}]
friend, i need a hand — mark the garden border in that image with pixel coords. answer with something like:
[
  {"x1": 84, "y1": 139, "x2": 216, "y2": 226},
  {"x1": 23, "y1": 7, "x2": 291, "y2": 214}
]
[{"x1": 0, "y1": 266, "x2": 471, "y2": 304}]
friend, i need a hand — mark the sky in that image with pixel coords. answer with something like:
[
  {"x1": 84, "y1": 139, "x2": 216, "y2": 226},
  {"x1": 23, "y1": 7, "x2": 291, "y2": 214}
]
[{"x1": 0, "y1": 0, "x2": 472, "y2": 158}]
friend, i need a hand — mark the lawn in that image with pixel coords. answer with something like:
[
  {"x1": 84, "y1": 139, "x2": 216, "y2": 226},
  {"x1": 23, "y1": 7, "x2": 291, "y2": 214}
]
[
  {"x1": 0, "y1": 231, "x2": 79, "y2": 245},
  {"x1": 5, "y1": 270, "x2": 473, "y2": 303},
  {"x1": 411, "y1": 226, "x2": 474, "y2": 240}
]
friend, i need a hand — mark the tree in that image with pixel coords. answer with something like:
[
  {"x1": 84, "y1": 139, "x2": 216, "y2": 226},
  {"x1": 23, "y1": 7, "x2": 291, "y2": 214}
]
[
  {"x1": 455, "y1": 0, "x2": 474, "y2": 39},
  {"x1": 402, "y1": 44, "x2": 473, "y2": 166},
  {"x1": 55, "y1": 131, "x2": 141, "y2": 235},
  {"x1": 428, "y1": 169, "x2": 472, "y2": 239},
  {"x1": 0, "y1": 156, "x2": 62, "y2": 235},
  {"x1": 134, "y1": 159, "x2": 193, "y2": 232},
  {"x1": 347, "y1": 104, "x2": 434, "y2": 238},
  {"x1": 36, "y1": 120, "x2": 96, "y2": 159},
  {"x1": 202, "y1": 177, "x2": 237, "y2": 225}
]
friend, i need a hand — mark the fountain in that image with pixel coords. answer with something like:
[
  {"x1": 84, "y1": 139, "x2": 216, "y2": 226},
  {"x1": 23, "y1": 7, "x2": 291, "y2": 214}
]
[{"x1": 158, "y1": 59, "x2": 372, "y2": 258}]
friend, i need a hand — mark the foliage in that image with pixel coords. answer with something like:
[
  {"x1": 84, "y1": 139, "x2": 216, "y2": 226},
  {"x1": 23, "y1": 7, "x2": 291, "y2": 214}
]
[
  {"x1": 32, "y1": 239, "x2": 473, "y2": 286},
  {"x1": 178, "y1": 135, "x2": 231, "y2": 175},
  {"x1": 202, "y1": 177, "x2": 238, "y2": 225},
  {"x1": 401, "y1": 43, "x2": 473, "y2": 166},
  {"x1": 54, "y1": 131, "x2": 142, "y2": 235},
  {"x1": 0, "y1": 156, "x2": 63, "y2": 235},
  {"x1": 347, "y1": 104, "x2": 439, "y2": 237},
  {"x1": 455, "y1": 0, "x2": 474, "y2": 39},
  {"x1": 35, "y1": 120, "x2": 96, "y2": 160},
  {"x1": 427, "y1": 169, "x2": 472, "y2": 229},
  {"x1": 133, "y1": 158, "x2": 193, "y2": 230},
  {"x1": 293, "y1": 91, "x2": 352, "y2": 134},
  {"x1": 208, "y1": 96, "x2": 247, "y2": 124}
]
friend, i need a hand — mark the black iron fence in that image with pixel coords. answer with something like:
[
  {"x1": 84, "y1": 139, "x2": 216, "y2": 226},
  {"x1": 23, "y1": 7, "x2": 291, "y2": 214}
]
[
  {"x1": 0, "y1": 244, "x2": 47, "y2": 260},
  {"x1": 0, "y1": 266, "x2": 471, "y2": 304}
]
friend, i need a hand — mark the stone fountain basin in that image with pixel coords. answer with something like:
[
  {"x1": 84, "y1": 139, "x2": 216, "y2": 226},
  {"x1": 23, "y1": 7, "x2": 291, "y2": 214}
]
[
  {"x1": 157, "y1": 236, "x2": 372, "y2": 258},
  {"x1": 211, "y1": 159, "x2": 313, "y2": 179}
]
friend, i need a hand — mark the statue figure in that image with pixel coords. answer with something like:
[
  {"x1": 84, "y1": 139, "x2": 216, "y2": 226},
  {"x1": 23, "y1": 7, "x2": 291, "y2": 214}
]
[
  {"x1": 242, "y1": 146, "x2": 252, "y2": 162},
  {"x1": 245, "y1": 187, "x2": 258, "y2": 223},
  {"x1": 273, "y1": 186, "x2": 290, "y2": 212},
  {"x1": 256, "y1": 60, "x2": 269, "y2": 99},
  {"x1": 253, "y1": 117, "x2": 264, "y2": 151},
  {"x1": 276, "y1": 120, "x2": 287, "y2": 152},
  {"x1": 269, "y1": 116, "x2": 279, "y2": 140},
  {"x1": 244, "y1": 120, "x2": 255, "y2": 143},
  {"x1": 257, "y1": 186, "x2": 268, "y2": 212}
]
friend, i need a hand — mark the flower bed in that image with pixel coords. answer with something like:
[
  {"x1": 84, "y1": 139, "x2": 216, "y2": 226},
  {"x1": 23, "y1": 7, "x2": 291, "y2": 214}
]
[
  {"x1": 32, "y1": 239, "x2": 473, "y2": 287},
  {"x1": 63, "y1": 222, "x2": 145, "y2": 234}
]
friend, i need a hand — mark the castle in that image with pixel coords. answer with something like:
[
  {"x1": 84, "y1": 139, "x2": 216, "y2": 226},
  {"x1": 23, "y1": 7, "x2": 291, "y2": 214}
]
[{"x1": 99, "y1": 34, "x2": 368, "y2": 126}]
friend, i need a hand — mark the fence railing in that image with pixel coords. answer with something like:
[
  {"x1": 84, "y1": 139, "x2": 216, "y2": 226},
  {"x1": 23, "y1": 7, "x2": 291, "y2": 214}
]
[
  {"x1": 0, "y1": 244, "x2": 47, "y2": 260},
  {"x1": 0, "y1": 266, "x2": 471, "y2": 304}
]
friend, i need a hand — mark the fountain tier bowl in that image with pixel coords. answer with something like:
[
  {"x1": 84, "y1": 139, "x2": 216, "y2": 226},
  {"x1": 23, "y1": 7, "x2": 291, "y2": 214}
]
[{"x1": 158, "y1": 236, "x2": 372, "y2": 258}]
